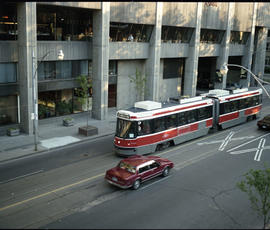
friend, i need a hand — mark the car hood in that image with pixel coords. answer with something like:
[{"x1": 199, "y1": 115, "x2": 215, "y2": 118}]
[{"x1": 107, "y1": 167, "x2": 134, "y2": 180}]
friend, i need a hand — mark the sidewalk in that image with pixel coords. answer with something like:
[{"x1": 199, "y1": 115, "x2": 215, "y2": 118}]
[{"x1": 0, "y1": 108, "x2": 117, "y2": 163}]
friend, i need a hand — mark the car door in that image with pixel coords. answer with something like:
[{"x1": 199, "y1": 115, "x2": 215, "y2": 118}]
[
  {"x1": 138, "y1": 164, "x2": 152, "y2": 182},
  {"x1": 149, "y1": 161, "x2": 162, "y2": 178}
]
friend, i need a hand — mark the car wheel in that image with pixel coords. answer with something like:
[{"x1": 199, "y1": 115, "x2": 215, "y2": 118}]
[
  {"x1": 133, "y1": 179, "x2": 141, "y2": 190},
  {"x1": 162, "y1": 167, "x2": 170, "y2": 177}
]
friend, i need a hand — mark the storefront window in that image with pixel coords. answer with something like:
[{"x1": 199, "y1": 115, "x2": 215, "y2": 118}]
[
  {"x1": 200, "y1": 29, "x2": 225, "y2": 44},
  {"x1": 161, "y1": 26, "x2": 193, "y2": 43},
  {"x1": 0, "y1": 62, "x2": 17, "y2": 83},
  {"x1": 37, "y1": 5, "x2": 92, "y2": 41},
  {"x1": 110, "y1": 22, "x2": 153, "y2": 42},
  {"x1": 0, "y1": 95, "x2": 18, "y2": 125},
  {"x1": 0, "y1": 3, "x2": 17, "y2": 40}
]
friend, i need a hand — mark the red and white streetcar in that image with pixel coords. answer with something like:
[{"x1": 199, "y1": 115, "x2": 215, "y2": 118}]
[{"x1": 114, "y1": 87, "x2": 262, "y2": 156}]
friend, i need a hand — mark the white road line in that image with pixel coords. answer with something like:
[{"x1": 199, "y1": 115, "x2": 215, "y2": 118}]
[
  {"x1": 227, "y1": 133, "x2": 270, "y2": 152},
  {"x1": 0, "y1": 170, "x2": 44, "y2": 184},
  {"x1": 218, "y1": 131, "x2": 235, "y2": 151},
  {"x1": 254, "y1": 138, "x2": 266, "y2": 161},
  {"x1": 197, "y1": 140, "x2": 223, "y2": 145}
]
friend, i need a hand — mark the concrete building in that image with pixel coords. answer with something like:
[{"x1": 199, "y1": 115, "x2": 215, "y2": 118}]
[{"x1": 0, "y1": 2, "x2": 270, "y2": 135}]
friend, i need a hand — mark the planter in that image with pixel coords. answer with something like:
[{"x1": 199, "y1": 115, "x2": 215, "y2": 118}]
[
  {"x1": 7, "y1": 128, "x2": 20, "y2": 136},
  {"x1": 63, "y1": 118, "x2": 74, "y2": 127},
  {"x1": 78, "y1": 125, "x2": 98, "y2": 136}
]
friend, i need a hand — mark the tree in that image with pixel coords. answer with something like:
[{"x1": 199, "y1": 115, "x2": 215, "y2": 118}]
[
  {"x1": 129, "y1": 68, "x2": 147, "y2": 101},
  {"x1": 76, "y1": 75, "x2": 92, "y2": 127},
  {"x1": 237, "y1": 166, "x2": 270, "y2": 229}
]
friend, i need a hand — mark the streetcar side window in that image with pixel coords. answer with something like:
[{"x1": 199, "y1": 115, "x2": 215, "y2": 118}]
[
  {"x1": 185, "y1": 110, "x2": 197, "y2": 124},
  {"x1": 153, "y1": 117, "x2": 166, "y2": 133},
  {"x1": 138, "y1": 120, "x2": 153, "y2": 136},
  {"x1": 165, "y1": 114, "x2": 178, "y2": 129},
  {"x1": 178, "y1": 112, "x2": 187, "y2": 126},
  {"x1": 198, "y1": 106, "x2": 212, "y2": 120},
  {"x1": 239, "y1": 99, "x2": 246, "y2": 110}
]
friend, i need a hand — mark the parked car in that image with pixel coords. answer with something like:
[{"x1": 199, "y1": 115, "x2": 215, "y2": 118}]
[
  {"x1": 257, "y1": 114, "x2": 270, "y2": 130},
  {"x1": 105, "y1": 155, "x2": 174, "y2": 190}
]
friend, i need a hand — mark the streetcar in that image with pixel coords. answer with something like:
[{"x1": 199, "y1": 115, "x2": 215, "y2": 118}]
[{"x1": 114, "y1": 87, "x2": 263, "y2": 156}]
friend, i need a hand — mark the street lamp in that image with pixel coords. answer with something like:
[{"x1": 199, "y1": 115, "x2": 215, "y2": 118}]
[
  {"x1": 219, "y1": 63, "x2": 270, "y2": 100},
  {"x1": 32, "y1": 49, "x2": 64, "y2": 151}
]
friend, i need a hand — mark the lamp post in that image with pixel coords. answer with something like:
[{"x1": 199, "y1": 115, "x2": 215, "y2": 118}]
[
  {"x1": 32, "y1": 49, "x2": 64, "y2": 151},
  {"x1": 220, "y1": 63, "x2": 270, "y2": 100}
]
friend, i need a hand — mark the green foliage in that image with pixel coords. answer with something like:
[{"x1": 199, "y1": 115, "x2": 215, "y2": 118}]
[
  {"x1": 55, "y1": 100, "x2": 72, "y2": 116},
  {"x1": 38, "y1": 104, "x2": 50, "y2": 118},
  {"x1": 129, "y1": 68, "x2": 147, "y2": 101},
  {"x1": 76, "y1": 75, "x2": 92, "y2": 110},
  {"x1": 237, "y1": 165, "x2": 270, "y2": 229}
]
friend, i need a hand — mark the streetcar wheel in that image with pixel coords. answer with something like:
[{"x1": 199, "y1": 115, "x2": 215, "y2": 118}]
[
  {"x1": 133, "y1": 179, "x2": 141, "y2": 190},
  {"x1": 162, "y1": 167, "x2": 170, "y2": 177}
]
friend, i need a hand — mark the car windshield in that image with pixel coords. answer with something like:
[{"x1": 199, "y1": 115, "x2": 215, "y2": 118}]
[
  {"x1": 118, "y1": 161, "x2": 136, "y2": 174},
  {"x1": 263, "y1": 116, "x2": 270, "y2": 121},
  {"x1": 116, "y1": 118, "x2": 137, "y2": 139}
]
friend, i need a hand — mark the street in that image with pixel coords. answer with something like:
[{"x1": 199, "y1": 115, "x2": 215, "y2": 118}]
[{"x1": 0, "y1": 102, "x2": 270, "y2": 229}]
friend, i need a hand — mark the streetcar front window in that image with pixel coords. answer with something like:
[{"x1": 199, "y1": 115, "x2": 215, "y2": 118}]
[{"x1": 116, "y1": 118, "x2": 137, "y2": 139}]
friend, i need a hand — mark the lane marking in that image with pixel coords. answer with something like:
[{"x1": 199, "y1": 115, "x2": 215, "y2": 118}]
[
  {"x1": 218, "y1": 131, "x2": 235, "y2": 151},
  {"x1": 0, "y1": 170, "x2": 44, "y2": 184},
  {"x1": 0, "y1": 172, "x2": 104, "y2": 212},
  {"x1": 197, "y1": 136, "x2": 255, "y2": 146},
  {"x1": 254, "y1": 138, "x2": 266, "y2": 162},
  {"x1": 227, "y1": 133, "x2": 270, "y2": 152}
]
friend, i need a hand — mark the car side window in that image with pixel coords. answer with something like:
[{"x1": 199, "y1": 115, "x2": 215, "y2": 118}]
[
  {"x1": 149, "y1": 161, "x2": 160, "y2": 169},
  {"x1": 139, "y1": 165, "x2": 150, "y2": 173}
]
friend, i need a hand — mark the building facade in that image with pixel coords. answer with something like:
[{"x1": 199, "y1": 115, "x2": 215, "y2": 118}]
[{"x1": 0, "y1": 2, "x2": 270, "y2": 135}]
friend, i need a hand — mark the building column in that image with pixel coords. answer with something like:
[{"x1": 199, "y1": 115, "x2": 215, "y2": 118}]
[
  {"x1": 183, "y1": 2, "x2": 202, "y2": 97},
  {"x1": 215, "y1": 2, "x2": 234, "y2": 89},
  {"x1": 17, "y1": 2, "x2": 37, "y2": 134},
  {"x1": 145, "y1": 2, "x2": 163, "y2": 102},
  {"x1": 252, "y1": 27, "x2": 268, "y2": 85},
  {"x1": 92, "y1": 2, "x2": 110, "y2": 120},
  {"x1": 241, "y1": 2, "x2": 257, "y2": 88}
]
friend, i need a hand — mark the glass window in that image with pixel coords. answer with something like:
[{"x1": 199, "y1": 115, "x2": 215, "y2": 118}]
[
  {"x1": 138, "y1": 120, "x2": 153, "y2": 136},
  {"x1": 139, "y1": 165, "x2": 150, "y2": 174},
  {"x1": 165, "y1": 114, "x2": 178, "y2": 129},
  {"x1": 37, "y1": 5, "x2": 92, "y2": 41},
  {"x1": 0, "y1": 95, "x2": 18, "y2": 125},
  {"x1": 109, "y1": 22, "x2": 153, "y2": 42},
  {"x1": 161, "y1": 26, "x2": 193, "y2": 43},
  {"x1": 153, "y1": 117, "x2": 165, "y2": 133},
  {"x1": 0, "y1": 62, "x2": 17, "y2": 83},
  {"x1": 186, "y1": 110, "x2": 197, "y2": 124},
  {"x1": 116, "y1": 118, "x2": 137, "y2": 139},
  {"x1": 230, "y1": 31, "x2": 249, "y2": 45},
  {"x1": 200, "y1": 29, "x2": 225, "y2": 44},
  {"x1": 163, "y1": 58, "x2": 185, "y2": 79},
  {"x1": 119, "y1": 161, "x2": 136, "y2": 174},
  {"x1": 0, "y1": 3, "x2": 17, "y2": 41},
  {"x1": 109, "y1": 61, "x2": 117, "y2": 76},
  {"x1": 198, "y1": 106, "x2": 212, "y2": 120},
  {"x1": 38, "y1": 61, "x2": 56, "y2": 80},
  {"x1": 178, "y1": 112, "x2": 187, "y2": 126}
]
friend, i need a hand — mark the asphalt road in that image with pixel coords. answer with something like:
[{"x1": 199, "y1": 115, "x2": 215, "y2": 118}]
[{"x1": 0, "y1": 101, "x2": 270, "y2": 229}]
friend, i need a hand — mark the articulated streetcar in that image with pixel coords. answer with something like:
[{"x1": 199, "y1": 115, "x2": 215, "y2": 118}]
[{"x1": 114, "y1": 87, "x2": 263, "y2": 156}]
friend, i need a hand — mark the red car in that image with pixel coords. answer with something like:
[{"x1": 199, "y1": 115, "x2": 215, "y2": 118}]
[{"x1": 105, "y1": 155, "x2": 174, "y2": 190}]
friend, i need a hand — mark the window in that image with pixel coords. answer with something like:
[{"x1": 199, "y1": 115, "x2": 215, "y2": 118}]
[
  {"x1": 165, "y1": 114, "x2": 178, "y2": 129},
  {"x1": 138, "y1": 120, "x2": 153, "y2": 136},
  {"x1": 198, "y1": 106, "x2": 212, "y2": 120},
  {"x1": 110, "y1": 22, "x2": 153, "y2": 42},
  {"x1": 200, "y1": 29, "x2": 225, "y2": 44},
  {"x1": 230, "y1": 31, "x2": 249, "y2": 45},
  {"x1": 139, "y1": 165, "x2": 150, "y2": 174},
  {"x1": 0, "y1": 95, "x2": 18, "y2": 125},
  {"x1": 0, "y1": 62, "x2": 17, "y2": 83},
  {"x1": 266, "y1": 43, "x2": 270, "y2": 51},
  {"x1": 153, "y1": 117, "x2": 166, "y2": 133},
  {"x1": 163, "y1": 58, "x2": 185, "y2": 79},
  {"x1": 149, "y1": 161, "x2": 160, "y2": 169},
  {"x1": 0, "y1": 3, "x2": 17, "y2": 40},
  {"x1": 37, "y1": 5, "x2": 92, "y2": 41},
  {"x1": 178, "y1": 112, "x2": 187, "y2": 126},
  {"x1": 119, "y1": 161, "x2": 136, "y2": 174},
  {"x1": 186, "y1": 110, "x2": 198, "y2": 124},
  {"x1": 116, "y1": 118, "x2": 137, "y2": 139},
  {"x1": 161, "y1": 26, "x2": 193, "y2": 43}
]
